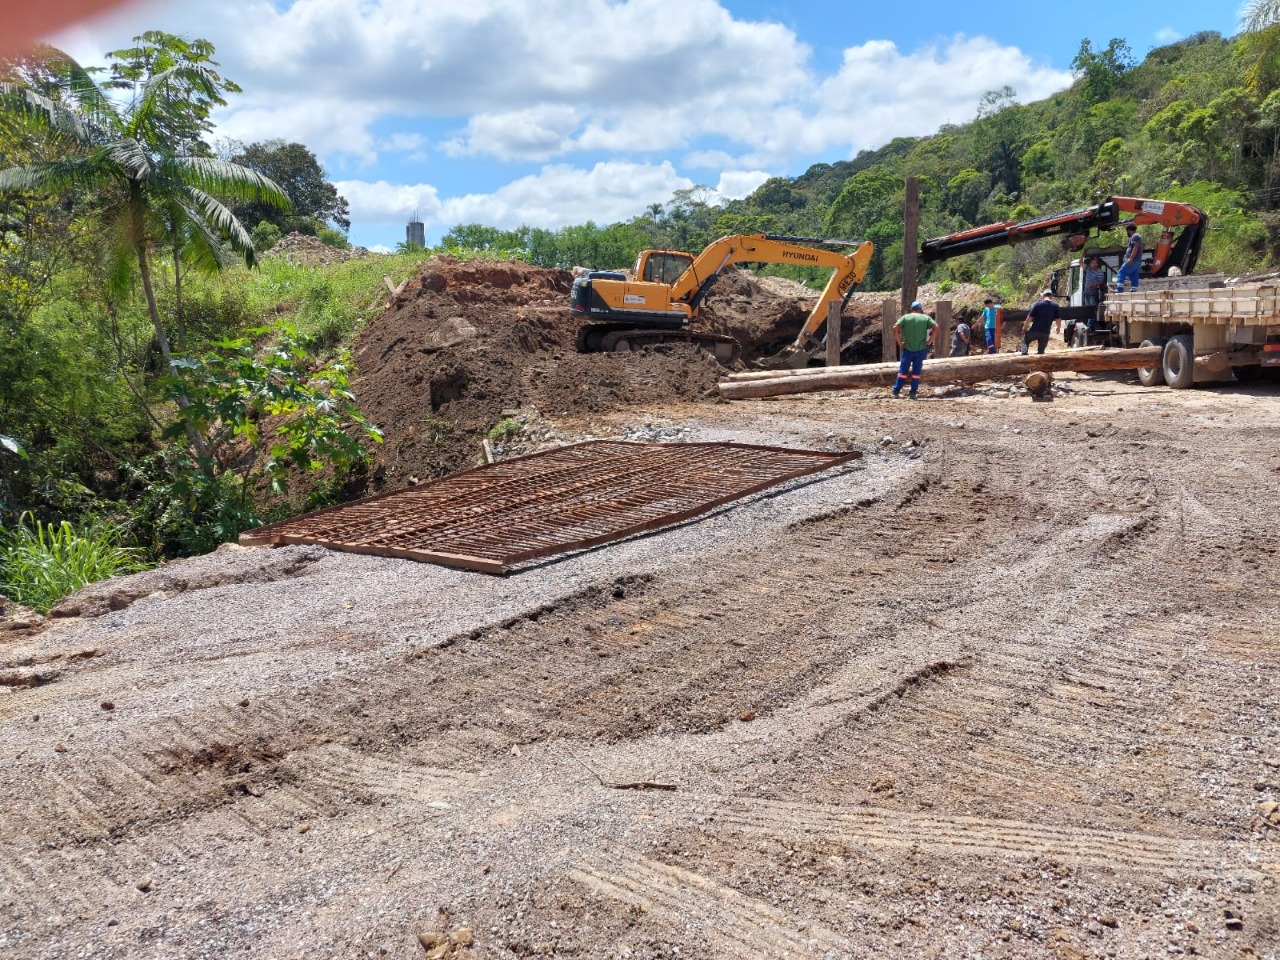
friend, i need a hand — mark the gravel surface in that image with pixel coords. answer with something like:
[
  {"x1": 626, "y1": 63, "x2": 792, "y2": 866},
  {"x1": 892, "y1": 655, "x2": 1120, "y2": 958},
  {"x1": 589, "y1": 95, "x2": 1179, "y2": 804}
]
[{"x1": 1, "y1": 372, "x2": 1278, "y2": 960}]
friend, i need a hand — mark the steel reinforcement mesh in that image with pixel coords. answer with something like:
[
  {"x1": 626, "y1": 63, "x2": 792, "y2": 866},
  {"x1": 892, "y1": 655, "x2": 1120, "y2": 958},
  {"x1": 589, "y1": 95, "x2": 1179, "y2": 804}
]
[{"x1": 240, "y1": 441, "x2": 858, "y2": 573}]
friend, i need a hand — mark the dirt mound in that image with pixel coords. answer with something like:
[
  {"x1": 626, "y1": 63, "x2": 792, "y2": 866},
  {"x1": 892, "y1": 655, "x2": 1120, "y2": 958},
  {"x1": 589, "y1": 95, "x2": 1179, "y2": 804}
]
[
  {"x1": 351, "y1": 257, "x2": 728, "y2": 487},
  {"x1": 263, "y1": 232, "x2": 371, "y2": 266}
]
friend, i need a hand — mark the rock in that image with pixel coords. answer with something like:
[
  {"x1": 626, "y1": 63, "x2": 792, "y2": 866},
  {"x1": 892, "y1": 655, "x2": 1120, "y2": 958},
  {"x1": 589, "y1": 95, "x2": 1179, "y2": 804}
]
[
  {"x1": 100, "y1": 701, "x2": 115, "y2": 711},
  {"x1": 738, "y1": 710, "x2": 756, "y2": 722},
  {"x1": 417, "y1": 932, "x2": 445, "y2": 951},
  {"x1": 992, "y1": 390, "x2": 1010, "y2": 399},
  {"x1": 880, "y1": 436, "x2": 894, "y2": 446},
  {"x1": 215, "y1": 542, "x2": 250, "y2": 553},
  {"x1": 420, "y1": 271, "x2": 447, "y2": 293},
  {"x1": 135, "y1": 876, "x2": 152, "y2": 892},
  {"x1": 1098, "y1": 915, "x2": 1118, "y2": 928},
  {"x1": 296, "y1": 822, "x2": 312, "y2": 834},
  {"x1": 54, "y1": 743, "x2": 67, "y2": 753},
  {"x1": 451, "y1": 927, "x2": 474, "y2": 947},
  {"x1": 238, "y1": 698, "x2": 250, "y2": 708}
]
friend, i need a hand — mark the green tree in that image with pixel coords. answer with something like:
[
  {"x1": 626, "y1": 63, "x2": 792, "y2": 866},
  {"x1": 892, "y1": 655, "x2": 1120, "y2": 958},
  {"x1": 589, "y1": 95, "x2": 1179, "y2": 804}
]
[
  {"x1": 0, "y1": 44, "x2": 289, "y2": 377},
  {"x1": 1071, "y1": 38, "x2": 1135, "y2": 105},
  {"x1": 229, "y1": 139, "x2": 349, "y2": 235}
]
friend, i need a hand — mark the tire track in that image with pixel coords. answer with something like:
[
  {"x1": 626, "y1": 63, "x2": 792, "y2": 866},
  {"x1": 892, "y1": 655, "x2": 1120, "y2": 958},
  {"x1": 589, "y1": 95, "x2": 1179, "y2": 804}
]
[
  {"x1": 688, "y1": 796, "x2": 1266, "y2": 879},
  {"x1": 569, "y1": 850, "x2": 850, "y2": 959}
]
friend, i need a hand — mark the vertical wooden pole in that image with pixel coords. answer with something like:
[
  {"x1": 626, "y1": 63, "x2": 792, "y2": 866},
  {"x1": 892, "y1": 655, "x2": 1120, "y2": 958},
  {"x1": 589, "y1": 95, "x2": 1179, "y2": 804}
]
[
  {"x1": 881, "y1": 299, "x2": 898, "y2": 363},
  {"x1": 901, "y1": 176, "x2": 920, "y2": 318},
  {"x1": 825, "y1": 301, "x2": 842, "y2": 367},
  {"x1": 934, "y1": 300, "x2": 952, "y2": 358}
]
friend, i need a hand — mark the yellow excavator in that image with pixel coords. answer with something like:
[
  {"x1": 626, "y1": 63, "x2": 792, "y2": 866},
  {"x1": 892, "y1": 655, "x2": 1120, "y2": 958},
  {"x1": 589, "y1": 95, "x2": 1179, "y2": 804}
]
[{"x1": 570, "y1": 232, "x2": 874, "y2": 368}]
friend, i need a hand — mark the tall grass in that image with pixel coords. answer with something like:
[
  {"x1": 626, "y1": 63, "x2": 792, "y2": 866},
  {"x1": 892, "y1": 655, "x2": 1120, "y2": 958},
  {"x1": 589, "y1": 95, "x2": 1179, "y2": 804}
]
[{"x1": 0, "y1": 514, "x2": 152, "y2": 613}]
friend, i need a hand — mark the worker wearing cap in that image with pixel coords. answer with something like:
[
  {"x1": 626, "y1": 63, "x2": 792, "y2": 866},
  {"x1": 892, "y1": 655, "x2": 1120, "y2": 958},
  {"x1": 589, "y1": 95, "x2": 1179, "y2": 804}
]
[
  {"x1": 892, "y1": 300, "x2": 936, "y2": 399},
  {"x1": 1021, "y1": 290, "x2": 1061, "y2": 355},
  {"x1": 1115, "y1": 224, "x2": 1144, "y2": 292}
]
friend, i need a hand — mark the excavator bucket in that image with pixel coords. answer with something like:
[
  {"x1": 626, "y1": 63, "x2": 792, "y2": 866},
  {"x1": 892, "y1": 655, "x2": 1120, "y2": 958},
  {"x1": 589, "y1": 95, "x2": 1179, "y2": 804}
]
[{"x1": 752, "y1": 342, "x2": 819, "y2": 371}]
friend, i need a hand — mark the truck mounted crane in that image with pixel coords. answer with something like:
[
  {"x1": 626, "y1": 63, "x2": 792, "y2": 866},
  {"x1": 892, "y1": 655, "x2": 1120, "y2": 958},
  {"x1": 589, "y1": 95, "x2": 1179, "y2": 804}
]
[
  {"x1": 920, "y1": 196, "x2": 1207, "y2": 279},
  {"x1": 570, "y1": 233, "x2": 874, "y2": 367}
]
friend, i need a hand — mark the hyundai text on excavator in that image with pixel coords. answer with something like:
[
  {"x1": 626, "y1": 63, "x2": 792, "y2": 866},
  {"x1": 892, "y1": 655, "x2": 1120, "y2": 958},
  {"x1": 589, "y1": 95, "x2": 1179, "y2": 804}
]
[{"x1": 570, "y1": 233, "x2": 874, "y2": 368}]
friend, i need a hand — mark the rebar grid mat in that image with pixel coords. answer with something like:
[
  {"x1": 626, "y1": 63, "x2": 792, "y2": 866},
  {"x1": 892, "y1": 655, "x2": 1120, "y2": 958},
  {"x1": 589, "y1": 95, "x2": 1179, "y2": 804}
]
[{"x1": 240, "y1": 441, "x2": 859, "y2": 573}]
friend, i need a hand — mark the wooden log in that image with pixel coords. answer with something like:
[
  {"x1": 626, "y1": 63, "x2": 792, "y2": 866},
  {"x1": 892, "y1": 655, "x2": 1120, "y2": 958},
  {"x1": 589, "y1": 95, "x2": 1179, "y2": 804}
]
[
  {"x1": 727, "y1": 345, "x2": 1107, "y2": 382},
  {"x1": 825, "y1": 301, "x2": 841, "y2": 367},
  {"x1": 718, "y1": 347, "x2": 1162, "y2": 400},
  {"x1": 933, "y1": 300, "x2": 951, "y2": 358},
  {"x1": 881, "y1": 299, "x2": 897, "y2": 363},
  {"x1": 901, "y1": 176, "x2": 919, "y2": 317}
]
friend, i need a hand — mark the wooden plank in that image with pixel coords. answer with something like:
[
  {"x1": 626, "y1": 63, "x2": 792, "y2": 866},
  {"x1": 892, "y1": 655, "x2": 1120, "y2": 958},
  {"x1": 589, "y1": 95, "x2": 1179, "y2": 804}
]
[{"x1": 825, "y1": 301, "x2": 842, "y2": 367}]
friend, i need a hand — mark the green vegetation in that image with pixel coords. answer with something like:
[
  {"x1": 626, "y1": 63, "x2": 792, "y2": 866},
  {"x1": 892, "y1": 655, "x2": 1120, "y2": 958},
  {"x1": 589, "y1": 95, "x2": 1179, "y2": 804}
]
[
  {"x1": 0, "y1": 34, "x2": 389, "y2": 603},
  {"x1": 487, "y1": 418, "x2": 522, "y2": 441},
  {"x1": 0, "y1": 514, "x2": 150, "y2": 612}
]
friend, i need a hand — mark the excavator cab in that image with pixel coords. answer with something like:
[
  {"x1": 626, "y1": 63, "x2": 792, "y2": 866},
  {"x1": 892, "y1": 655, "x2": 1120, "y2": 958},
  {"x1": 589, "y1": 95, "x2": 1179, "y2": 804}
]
[{"x1": 638, "y1": 251, "x2": 694, "y2": 284}]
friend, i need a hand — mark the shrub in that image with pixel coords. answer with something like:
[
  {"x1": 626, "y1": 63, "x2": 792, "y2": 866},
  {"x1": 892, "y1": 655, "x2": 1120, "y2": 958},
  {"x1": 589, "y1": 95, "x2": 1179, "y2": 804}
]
[{"x1": 0, "y1": 513, "x2": 150, "y2": 612}]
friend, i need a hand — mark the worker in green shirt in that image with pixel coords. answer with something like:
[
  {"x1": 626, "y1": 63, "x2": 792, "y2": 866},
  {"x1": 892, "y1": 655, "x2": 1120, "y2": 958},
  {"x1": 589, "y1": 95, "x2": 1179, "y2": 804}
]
[{"x1": 892, "y1": 300, "x2": 937, "y2": 399}]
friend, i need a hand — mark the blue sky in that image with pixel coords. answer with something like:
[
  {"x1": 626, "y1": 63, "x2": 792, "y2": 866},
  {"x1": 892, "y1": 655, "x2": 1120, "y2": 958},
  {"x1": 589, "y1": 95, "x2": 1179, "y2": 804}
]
[{"x1": 46, "y1": 0, "x2": 1244, "y2": 251}]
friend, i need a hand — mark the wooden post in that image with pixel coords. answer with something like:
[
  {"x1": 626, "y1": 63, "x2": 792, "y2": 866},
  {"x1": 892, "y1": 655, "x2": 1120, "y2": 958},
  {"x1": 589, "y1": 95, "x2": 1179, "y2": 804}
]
[
  {"x1": 901, "y1": 176, "x2": 920, "y2": 317},
  {"x1": 881, "y1": 299, "x2": 898, "y2": 363},
  {"x1": 934, "y1": 300, "x2": 952, "y2": 358},
  {"x1": 825, "y1": 301, "x2": 842, "y2": 367}
]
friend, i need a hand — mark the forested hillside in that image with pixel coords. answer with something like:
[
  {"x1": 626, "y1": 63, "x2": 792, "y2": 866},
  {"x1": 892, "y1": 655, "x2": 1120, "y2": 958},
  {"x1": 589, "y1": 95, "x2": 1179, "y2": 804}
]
[{"x1": 1, "y1": 19, "x2": 1277, "y2": 608}]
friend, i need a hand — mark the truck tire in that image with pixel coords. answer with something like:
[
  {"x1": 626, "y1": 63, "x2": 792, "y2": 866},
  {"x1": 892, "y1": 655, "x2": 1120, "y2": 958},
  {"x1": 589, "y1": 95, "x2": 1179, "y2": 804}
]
[
  {"x1": 1137, "y1": 338, "x2": 1167, "y2": 387},
  {"x1": 1162, "y1": 334, "x2": 1195, "y2": 389}
]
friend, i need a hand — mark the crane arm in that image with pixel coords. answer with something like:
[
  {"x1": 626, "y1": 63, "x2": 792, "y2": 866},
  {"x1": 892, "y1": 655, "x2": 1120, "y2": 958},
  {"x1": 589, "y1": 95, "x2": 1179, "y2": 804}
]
[{"x1": 920, "y1": 196, "x2": 1207, "y2": 276}]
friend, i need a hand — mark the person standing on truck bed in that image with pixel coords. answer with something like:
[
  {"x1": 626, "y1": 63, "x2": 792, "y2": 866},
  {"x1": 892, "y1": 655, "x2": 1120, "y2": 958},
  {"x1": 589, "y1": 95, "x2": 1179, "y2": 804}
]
[
  {"x1": 892, "y1": 300, "x2": 936, "y2": 400},
  {"x1": 1115, "y1": 224, "x2": 1144, "y2": 292},
  {"x1": 1020, "y1": 291, "x2": 1061, "y2": 355}
]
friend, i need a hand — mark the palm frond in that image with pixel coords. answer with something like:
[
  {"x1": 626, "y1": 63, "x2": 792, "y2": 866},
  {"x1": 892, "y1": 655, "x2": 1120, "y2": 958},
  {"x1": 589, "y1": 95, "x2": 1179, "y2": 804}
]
[
  {"x1": 171, "y1": 156, "x2": 291, "y2": 209},
  {"x1": 26, "y1": 44, "x2": 122, "y2": 134},
  {"x1": 100, "y1": 138, "x2": 155, "y2": 182},
  {"x1": 184, "y1": 186, "x2": 256, "y2": 263},
  {"x1": 171, "y1": 197, "x2": 231, "y2": 273}
]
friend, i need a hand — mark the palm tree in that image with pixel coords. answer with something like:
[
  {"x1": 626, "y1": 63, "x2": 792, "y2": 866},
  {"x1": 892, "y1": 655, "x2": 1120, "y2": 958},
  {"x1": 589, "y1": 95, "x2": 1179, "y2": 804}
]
[
  {"x1": 1244, "y1": 0, "x2": 1280, "y2": 31},
  {"x1": 0, "y1": 44, "x2": 289, "y2": 371}
]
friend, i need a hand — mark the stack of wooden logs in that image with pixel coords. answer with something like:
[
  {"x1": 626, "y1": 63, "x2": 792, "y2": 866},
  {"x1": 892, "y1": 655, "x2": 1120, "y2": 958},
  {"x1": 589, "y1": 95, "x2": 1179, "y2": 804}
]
[{"x1": 718, "y1": 346, "x2": 1162, "y2": 400}]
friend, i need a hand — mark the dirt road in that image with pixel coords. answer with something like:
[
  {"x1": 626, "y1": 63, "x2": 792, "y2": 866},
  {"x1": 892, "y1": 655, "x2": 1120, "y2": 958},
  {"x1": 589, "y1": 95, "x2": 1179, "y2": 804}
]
[{"x1": 2, "y1": 372, "x2": 1278, "y2": 960}]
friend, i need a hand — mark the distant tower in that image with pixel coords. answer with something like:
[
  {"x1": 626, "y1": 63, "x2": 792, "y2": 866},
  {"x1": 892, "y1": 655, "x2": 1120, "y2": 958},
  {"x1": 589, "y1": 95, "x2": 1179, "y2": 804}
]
[{"x1": 406, "y1": 215, "x2": 425, "y2": 248}]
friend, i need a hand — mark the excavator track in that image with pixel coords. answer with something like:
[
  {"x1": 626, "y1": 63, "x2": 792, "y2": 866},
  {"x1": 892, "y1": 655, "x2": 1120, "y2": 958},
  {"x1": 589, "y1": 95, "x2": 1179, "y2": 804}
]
[{"x1": 577, "y1": 324, "x2": 741, "y2": 364}]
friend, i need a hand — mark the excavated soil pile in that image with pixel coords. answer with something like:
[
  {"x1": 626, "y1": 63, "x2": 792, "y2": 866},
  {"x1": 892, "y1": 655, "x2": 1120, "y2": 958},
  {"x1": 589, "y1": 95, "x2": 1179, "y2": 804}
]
[{"x1": 350, "y1": 258, "x2": 830, "y2": 486}]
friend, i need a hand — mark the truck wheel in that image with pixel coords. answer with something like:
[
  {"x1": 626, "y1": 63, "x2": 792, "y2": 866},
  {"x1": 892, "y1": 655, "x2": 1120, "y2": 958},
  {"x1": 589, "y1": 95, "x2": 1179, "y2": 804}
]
[
  {"x1": 1162, "y1": 334, "x2": 1195, "y2": 389},
  {"x1": 1137, "y1": 338, "x2": 1167, "y2": 387}
]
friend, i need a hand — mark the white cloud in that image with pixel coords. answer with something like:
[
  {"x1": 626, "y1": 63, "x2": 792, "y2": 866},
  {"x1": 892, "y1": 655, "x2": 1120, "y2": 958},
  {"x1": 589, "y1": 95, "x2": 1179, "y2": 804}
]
[
  {"x1": 436, "y1": 161, "x2": 694, "y2": 230},
  {"x1": 443, "y1": 105, "x2": 581, "y2": 161},
  {"x1": 715, "y1": 170, "x2": 771, "y2": 200},
  {"x1": 800, "y1": 36, "x2": 1074, "y2": 161},
  {"x1": 1154, "y1": 27, "x2": 1182, "y2": 43},
  {"x1": 340, "y1": 160, "x2": 692, "y2": 234},
  {"x1": 333, "y1": 179, "x2": 443, "y2": 226}
]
